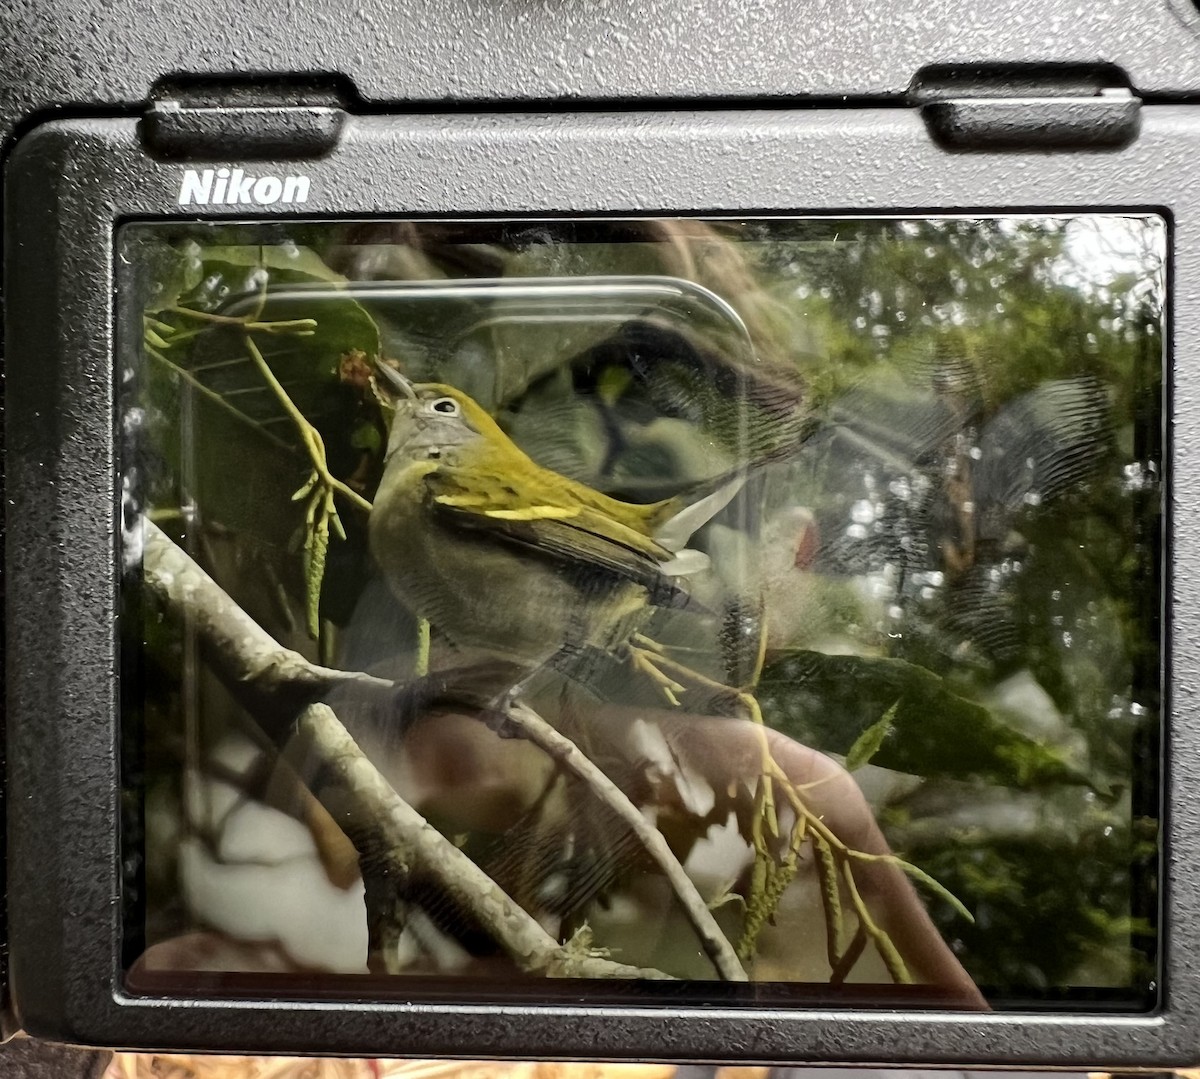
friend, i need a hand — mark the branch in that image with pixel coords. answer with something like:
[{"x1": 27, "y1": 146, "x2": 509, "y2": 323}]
[
  {"x1": 495, "y1": 703, "x2": 747, "y2": 981},
  {"x1": 142, "y1": 517, "x2": 743, "y2": 979},
  {"x1": 139, "y1": 519, "x2": 383, "y2": 738},
  {"x1": 140, "y1": 519, "x2": 668, "y2": 980},
  {"x1": 295, "y1": 702, "x2": 665, "y2": 978}
]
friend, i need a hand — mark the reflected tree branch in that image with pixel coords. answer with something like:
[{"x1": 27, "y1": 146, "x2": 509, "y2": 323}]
[{"x1": 141, "y1": 518, "x2": 669, "y2": 979}]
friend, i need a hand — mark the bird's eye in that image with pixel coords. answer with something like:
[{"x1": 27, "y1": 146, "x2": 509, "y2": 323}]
[{"x1": 431, "y1": 397, "x2": 460, "y2": 416}]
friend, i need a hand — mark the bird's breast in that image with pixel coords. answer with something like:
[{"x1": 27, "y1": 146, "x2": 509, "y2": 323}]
[{"x1": 371, "y1": 462, "x2": 562, "y2": 662}]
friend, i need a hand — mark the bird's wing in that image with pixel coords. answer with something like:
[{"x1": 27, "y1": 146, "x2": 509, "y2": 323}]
[{"x1": 425, "y1": 463, "x2": 686, "y2": 604}]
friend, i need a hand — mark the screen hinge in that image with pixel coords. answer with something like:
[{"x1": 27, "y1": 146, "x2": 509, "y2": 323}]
[
  {"x1": 140, "y1": 79, "x2": 348, "y2": 160},
  {"x1": 909, "y1": 66, "x2": 1141, "y2": 150}
]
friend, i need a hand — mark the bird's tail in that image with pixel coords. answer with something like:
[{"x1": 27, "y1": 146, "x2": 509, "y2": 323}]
[{"x1": 652, "y1": 471, "x2": 748, "y2": 554}]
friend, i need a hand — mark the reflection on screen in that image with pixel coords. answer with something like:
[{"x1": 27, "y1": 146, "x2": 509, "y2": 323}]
[{"x1": 119, "y1": 216, "x2": 1164, "y2": 1010}]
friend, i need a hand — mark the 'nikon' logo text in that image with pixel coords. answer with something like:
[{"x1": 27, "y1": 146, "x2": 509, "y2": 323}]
[{"x1": 178, "y1": 168, "x2": 311, "y2": 207}]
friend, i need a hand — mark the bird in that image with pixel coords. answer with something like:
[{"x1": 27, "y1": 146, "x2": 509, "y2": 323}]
[
  {"x1": 364, "y1": 365, "x2": 753, "y2": 934},
  {"x1": 368, "y1": 364, "x2": 741, "y2": 691}
]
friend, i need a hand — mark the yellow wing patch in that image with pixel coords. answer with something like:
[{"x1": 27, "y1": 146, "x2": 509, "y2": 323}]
[
  {"x1": 433, "y1": 493, "x2": 580, "y2": 522},
  {"x1": 483, "y1": 505, "x2": 581, "y2": 521},
  {"x1": 434, "y1": 493, "x2": 491, "y2": 508}
]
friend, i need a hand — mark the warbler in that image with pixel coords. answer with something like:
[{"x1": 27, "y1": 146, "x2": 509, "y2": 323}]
[
  {"x1": 366, "y1": 368, "x2": 773, "y2": 938},
  {"x1": 368, "y1": 367, "x2": 737, "y2": 679}
]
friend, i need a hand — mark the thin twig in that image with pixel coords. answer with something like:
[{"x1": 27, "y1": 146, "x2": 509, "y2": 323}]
[
  {"x1": 168, "y1": 305, "x2": 317, "y2": 334},
  {"x1": 497, "y1": 702, "x2": 748, "y2": 982},
  {"x1": 242, "y1": 333, "x2": 372, "y2": 514},
  {"x1": 839, "y1": 850, "x2": 911, "y2": 984}
]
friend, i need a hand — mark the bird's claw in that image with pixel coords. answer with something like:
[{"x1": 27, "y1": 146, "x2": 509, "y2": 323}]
[{"x1": 483, "y1": 683, "x2": 526, "y2": 738}]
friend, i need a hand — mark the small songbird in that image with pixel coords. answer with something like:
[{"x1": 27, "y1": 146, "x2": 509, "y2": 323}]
[
  {"x1": 369, "y1": 367, "x2": 738, "y2": 679},
  {"x1": 367, "y1": 367, "x2": 751, "y2": 932}
]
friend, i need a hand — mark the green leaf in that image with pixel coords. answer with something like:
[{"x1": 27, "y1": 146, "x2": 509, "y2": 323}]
[
  {"x1": 759, "y1": 650, "x2": 1090, "y2": 788},
  {"x1": 845, "y1": 700, "x2": 898, "y2": 772},
  {"x1": 192, "y1": 243, "x2": 351, "y2": 283},
  {"x1": 849, "y1": 851, "x2": 975, "y2": 923},
  {"x1": 142, "y1": 347, "x2": 304, "y2": 550},
  {"x1": 893, "y1": 858, "x2": 975, "y2": 923}
]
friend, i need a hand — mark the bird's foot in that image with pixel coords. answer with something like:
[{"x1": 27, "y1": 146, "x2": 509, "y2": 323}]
[{"x1": 480, "y1": 682, "x2": 527, "y2": 737}]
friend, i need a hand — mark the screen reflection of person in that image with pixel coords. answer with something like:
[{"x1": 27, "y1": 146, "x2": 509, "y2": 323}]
[
  {"x1": 134, "y1": 691, "x2": 983, "y2": 1006},
  {"x1": 349, "y1": 696, "x2": 986, "y2": 1005}
]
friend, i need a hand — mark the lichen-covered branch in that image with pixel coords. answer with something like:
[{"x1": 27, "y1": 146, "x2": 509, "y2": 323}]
[
  {"x1": 295, "y1": 702, "x2": 666, "y2": 979},
  {"x1": 139, "y1": 519, "x2": 385, "y2": 738},
  {"x1": 140, "y1": 519, "x2": 667, "y2": 979}
]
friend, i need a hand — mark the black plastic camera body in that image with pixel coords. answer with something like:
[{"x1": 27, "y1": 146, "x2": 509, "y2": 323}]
[{"x1": 3, "y1": 0, "x2": 1200, "y2": 1067}]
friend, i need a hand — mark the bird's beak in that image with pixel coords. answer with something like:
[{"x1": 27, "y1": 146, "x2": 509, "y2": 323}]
[{"x1": 375, "y1": 361, "x2": 418, "y2": 400}]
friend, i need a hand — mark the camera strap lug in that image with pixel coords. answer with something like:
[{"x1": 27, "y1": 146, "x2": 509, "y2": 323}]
[
  {"x1": 141, "y1": 81, "x2": 347, "y2": 160},
  {"x1": 909, "y1": 67, "x2": 1141, "y2": 150}
]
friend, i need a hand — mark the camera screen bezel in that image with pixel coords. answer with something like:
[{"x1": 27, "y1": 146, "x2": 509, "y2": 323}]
[{"x1": 4, "y1": 106, "x2": 1192, "y2": 1064}]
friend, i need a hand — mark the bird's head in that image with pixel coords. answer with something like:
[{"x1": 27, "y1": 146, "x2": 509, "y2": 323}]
[{"x1": 376, "y1": 364, "x2": 514, "y2": 465}]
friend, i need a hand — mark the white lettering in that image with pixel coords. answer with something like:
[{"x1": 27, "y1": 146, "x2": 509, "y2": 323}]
[
  {"x1": 227, "y1": 168, "x2": 255, "y2": 204},
  {"x1": 177, "y1": 169, "x2": 214, "y2": 205},
  {"x1": 177, "y1": 168, "x2": 311, "y2": 206},
  {"x1": 282, "y1": 175, "x2": 310, "y2": 204},
  {"x1": 253, "y1": 176, "x2": 283, "y2": 204},
  {"x1": 212, "y1": 166, "x2": 230, "y2": 204}
]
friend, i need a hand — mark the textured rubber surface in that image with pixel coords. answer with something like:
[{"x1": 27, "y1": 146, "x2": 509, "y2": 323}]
[
  {"x1": 2, "y1": 0, "x2": 1200, "y2": 149},
  {"x1": 0, "y1": 1039, "x2": 111, "y2": 1078},
  {"x1": 3, "y1": 107, "x2": 1196, "y2": 1063}
]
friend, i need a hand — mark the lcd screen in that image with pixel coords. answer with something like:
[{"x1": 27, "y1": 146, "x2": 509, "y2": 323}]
[{"x1": 118, "y1": 216, "x2": 1164, "y2": 1011}]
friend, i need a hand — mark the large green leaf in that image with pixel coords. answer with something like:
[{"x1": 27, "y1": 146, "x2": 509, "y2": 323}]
[
  {"x1": 758, "y1": 650, "x2": 1089, "y2": 787},
  {"x1": 169, "y1": 247, "x2": 380, "y2": 449}
]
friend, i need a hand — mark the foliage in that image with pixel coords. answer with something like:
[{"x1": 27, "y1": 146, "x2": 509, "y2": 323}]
[{"x1": 759, "y1": 652, "x2": 1087, "y2": 787}]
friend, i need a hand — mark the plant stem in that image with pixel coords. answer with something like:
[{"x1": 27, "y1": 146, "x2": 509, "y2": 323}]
[
  {"x1": 242, "y1": 333, "x2": 372, "y2": 515},
  {"x1": 168, "y1": 305, "x2": 317, "y2": 334}
]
